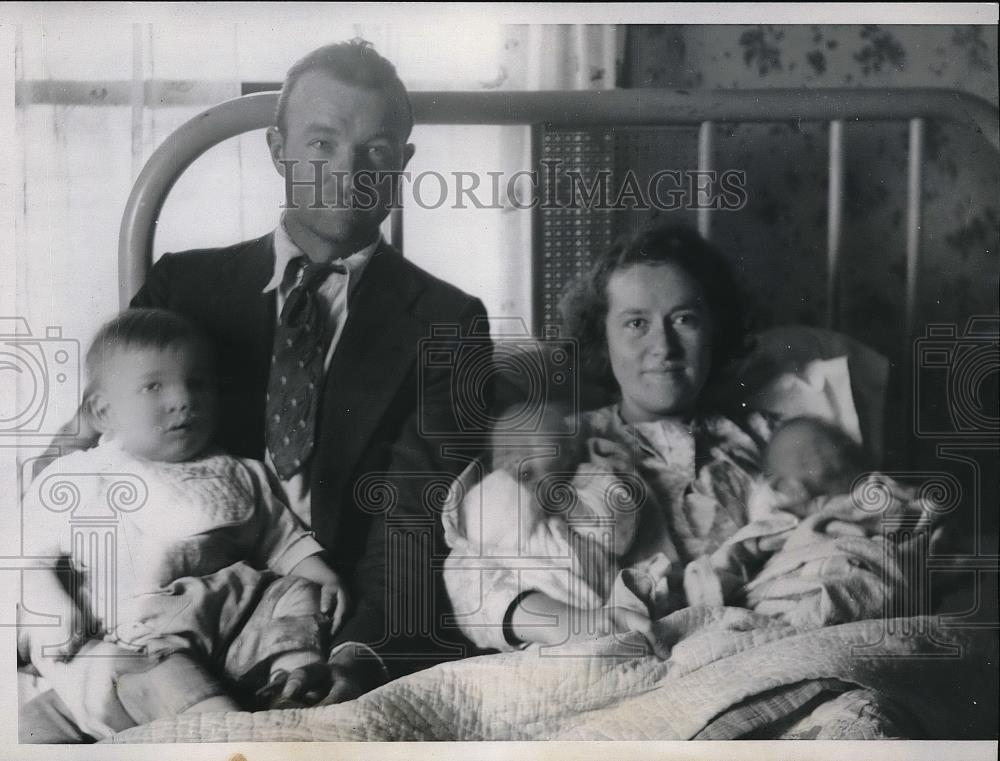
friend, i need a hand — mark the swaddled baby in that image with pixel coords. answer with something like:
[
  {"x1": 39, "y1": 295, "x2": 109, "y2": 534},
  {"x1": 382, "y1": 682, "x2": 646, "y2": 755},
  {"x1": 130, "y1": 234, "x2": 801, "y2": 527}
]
[
  {"x1": 473, "y1": 405, "x2": 663, "y2": 650},
  {"x1": 686, "y1": 417, "x2": 869, "y2": 618},
  {"x1": 747, "y1": 415, "x2": 868, "y2": 522},
  {"x1": 685, "y1": 416, "x2": 936, "y2": 628},
  {"x1": 488, "y1": 403, "x2": 641, "y2": 557}
]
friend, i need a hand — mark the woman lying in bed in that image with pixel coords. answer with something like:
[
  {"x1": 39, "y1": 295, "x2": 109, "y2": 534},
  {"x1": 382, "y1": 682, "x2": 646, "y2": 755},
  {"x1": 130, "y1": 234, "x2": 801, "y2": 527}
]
[{"x1": 443, "y1": 220, "x2": 939, "y2": 653}]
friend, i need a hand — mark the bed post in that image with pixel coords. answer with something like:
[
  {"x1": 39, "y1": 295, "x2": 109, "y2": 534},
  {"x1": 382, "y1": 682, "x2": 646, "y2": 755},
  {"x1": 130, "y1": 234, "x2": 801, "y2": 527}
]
[
  {"x1": 825, "y1": 119, "x2": 845, "y2": 332},
  {"x1": 903, "y1": 117, "x2": 925, "y2": 464}
]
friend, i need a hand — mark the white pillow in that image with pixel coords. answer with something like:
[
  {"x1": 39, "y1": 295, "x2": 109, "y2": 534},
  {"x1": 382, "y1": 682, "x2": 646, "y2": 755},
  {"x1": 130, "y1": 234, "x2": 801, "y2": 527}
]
[
  {"x1": 751, "y1": 355, "x2": 863, "y2": 444},
  {"x1": 710, "y1": 325, "x2": 889, "y2": 462}
]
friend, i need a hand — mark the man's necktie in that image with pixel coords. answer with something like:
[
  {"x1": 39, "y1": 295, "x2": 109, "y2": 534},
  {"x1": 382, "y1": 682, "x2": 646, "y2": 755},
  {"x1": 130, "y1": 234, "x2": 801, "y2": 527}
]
[{"x1": 265, "y1": 257, "x2": 345, "y2": 479}]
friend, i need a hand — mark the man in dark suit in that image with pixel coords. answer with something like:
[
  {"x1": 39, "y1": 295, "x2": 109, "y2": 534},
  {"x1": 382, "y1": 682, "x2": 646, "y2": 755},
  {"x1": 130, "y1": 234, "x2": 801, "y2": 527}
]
[{"x1": 129, "y1": 40, "x2": 492, "y2": 700}]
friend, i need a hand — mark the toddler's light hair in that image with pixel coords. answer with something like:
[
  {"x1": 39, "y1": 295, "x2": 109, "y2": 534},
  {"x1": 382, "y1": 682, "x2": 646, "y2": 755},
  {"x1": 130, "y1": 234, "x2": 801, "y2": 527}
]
[{"x1": 83, "y1": 308, "x2": 213, "y2": 415}]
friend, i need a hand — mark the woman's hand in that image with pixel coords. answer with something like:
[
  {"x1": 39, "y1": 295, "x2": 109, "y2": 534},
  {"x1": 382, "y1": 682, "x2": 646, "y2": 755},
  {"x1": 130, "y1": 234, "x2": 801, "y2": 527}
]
[
  {"x1": 711, "y1": 513, "x2": 799, "y2": 577},
  {"x1": 510, "y1": 592, "x2": 665, "y2": 657},
  {"x1": 597, "y1": 605, "x2": 655, "y2": 637}
]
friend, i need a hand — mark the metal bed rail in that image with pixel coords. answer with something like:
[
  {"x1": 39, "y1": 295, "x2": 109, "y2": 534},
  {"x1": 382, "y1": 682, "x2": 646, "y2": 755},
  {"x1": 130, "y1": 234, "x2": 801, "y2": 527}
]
[{"x1": 119, "y1": 87, "x2": 1000, "y2": 340}]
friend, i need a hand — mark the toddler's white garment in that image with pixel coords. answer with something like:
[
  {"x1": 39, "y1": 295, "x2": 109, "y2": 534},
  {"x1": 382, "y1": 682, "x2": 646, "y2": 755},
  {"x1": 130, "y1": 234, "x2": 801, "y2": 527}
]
[{"x1": 22, "y1": 437, "x2": 325, "y2": 636}]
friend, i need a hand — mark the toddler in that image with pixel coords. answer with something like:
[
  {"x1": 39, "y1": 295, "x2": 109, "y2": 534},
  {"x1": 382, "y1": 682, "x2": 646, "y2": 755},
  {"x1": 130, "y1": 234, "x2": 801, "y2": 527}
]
[{"x1": 20, "y1": 308, "x2": 354, "y2": 740}]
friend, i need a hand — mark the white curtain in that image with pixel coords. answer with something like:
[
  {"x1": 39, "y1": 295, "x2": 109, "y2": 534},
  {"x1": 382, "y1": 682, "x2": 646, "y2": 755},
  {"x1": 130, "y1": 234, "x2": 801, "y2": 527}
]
[
  {"x1": 369, "y1": 24, "x2": 621, "y2": 334},
  {"x1": 491, "y1": 25, "x2": 622, "y2": 332},
  {"x1": 521, "y1": 24, "x2": 620, "y2": 89}
]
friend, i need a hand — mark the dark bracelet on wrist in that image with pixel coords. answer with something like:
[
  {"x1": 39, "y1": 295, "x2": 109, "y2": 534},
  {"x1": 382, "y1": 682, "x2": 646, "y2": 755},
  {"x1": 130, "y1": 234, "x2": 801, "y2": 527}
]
[{"x1": 502, "y1": 590, "x2": 537, "y2": 648}]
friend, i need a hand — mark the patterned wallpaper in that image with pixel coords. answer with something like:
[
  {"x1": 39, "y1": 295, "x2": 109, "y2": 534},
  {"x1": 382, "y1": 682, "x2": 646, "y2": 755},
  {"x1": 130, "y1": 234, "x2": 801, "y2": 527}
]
[{"x1": 622, "y1": 25, "x2": 998, "y2": 362}]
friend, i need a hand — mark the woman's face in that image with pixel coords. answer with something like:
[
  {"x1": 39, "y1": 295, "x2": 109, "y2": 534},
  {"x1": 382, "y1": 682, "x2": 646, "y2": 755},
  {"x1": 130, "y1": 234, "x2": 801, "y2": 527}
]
[{"x1": 604, "y1": 262, "x2": 715, "y2": 424}]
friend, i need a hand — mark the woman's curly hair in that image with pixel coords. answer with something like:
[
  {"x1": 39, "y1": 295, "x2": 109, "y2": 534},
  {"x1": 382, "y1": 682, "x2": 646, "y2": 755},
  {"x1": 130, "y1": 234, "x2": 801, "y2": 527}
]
[{"x1": 557, "y1": 220, "x2": 754, "y2": 397}]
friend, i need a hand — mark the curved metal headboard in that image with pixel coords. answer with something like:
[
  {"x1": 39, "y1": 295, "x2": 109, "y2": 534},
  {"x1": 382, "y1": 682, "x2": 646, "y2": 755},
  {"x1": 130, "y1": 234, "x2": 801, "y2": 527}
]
[
  {"x1": 119, "y1": 92, "x2": 278, "y2": 307},
  {"x1": 119, "y1": 87, "x2": 1000, "y2": 307}
]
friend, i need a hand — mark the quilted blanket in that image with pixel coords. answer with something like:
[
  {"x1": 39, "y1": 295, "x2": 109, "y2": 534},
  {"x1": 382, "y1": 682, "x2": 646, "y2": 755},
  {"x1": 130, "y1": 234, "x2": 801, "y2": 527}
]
[{"x1": 110, "y1": 607, "x2": 998, "y2": 742}]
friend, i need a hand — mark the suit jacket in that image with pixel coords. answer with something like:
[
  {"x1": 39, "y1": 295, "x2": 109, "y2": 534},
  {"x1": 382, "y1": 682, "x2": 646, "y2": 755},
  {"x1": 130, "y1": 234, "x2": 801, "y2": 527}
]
[{"x1": 132, "y1": 234, "x2": 492, "y2": 676}]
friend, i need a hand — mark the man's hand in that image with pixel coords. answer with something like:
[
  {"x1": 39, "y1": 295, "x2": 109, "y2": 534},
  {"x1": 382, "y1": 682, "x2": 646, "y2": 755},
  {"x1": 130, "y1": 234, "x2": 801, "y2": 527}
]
[
  {"x1": 256, "y1": 658, "x2": 331, "y2": 708},
  {"x1": 319, "y1": 645, "x2": 389, "y2": 706},
  {"x1": 257, "y1": 644, "x2": 389, "y2": 709}
]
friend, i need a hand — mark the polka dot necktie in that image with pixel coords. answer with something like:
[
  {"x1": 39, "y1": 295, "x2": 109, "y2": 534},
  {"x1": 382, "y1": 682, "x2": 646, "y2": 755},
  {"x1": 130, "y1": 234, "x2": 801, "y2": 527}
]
[{"x1": 265, "y1": 257, "x2": 345, "y2": 480}]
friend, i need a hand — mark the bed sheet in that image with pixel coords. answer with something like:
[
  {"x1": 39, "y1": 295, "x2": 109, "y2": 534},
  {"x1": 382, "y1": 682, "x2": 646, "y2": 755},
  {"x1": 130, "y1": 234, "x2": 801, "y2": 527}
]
[{"x1": 108, "y1": 606, "x2": 997, "y2": 743}]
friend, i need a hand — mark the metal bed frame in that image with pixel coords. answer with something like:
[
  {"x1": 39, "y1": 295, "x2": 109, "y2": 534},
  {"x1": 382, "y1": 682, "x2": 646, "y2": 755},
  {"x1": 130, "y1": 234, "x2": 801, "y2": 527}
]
[
  {"x1": 118, "y1": 87, "x2": 999, "y2": 466},
  {"x1": 119, "y1": 87, "x2": 999, "y2": 339}
]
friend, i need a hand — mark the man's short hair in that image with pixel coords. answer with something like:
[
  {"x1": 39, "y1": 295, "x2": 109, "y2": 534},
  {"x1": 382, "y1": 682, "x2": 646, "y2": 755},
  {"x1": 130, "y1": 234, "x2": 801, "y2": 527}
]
[{"x1": 275, "y1": 38, "x2": 414, "y2": 139}]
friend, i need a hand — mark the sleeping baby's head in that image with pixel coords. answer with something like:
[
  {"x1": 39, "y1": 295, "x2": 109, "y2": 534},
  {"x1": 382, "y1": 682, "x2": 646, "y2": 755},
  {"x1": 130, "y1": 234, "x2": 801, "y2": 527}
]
[
  {"x1": 750, "y1": 416, "x2": 869, "y2": 521},
  {"x1": 84, "y1": 308, "x2": 218, "y2": 463},
  {"x1": 490, "y1": 402, "x2": 582, "y2": 483}
]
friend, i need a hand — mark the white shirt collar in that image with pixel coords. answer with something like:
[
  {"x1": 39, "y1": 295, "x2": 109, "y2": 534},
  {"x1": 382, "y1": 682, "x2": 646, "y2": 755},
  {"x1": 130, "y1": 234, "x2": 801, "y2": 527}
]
[{"x1": 263, "y1": 216, "x2": 382, "y2": 295}]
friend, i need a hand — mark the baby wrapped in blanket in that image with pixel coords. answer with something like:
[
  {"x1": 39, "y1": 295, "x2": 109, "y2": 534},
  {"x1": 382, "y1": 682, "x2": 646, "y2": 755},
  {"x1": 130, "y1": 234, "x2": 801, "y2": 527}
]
[
  {"x1": 683, "y1": 416, "x2": 940, "y2": 628},
  {"x1": 446, "y1": 404, "x2": 773, "y2": 652}
]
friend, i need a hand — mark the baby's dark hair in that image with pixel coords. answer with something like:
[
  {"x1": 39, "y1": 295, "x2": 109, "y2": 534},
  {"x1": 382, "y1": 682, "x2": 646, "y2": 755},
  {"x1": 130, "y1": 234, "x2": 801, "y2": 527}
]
[
  {"x1": 771, "y1": 416, "x2": 866, "y2": 457},
  {"x1": 765, "y1": 416, "x2": 869, "y2": 495},
  {"x1": 84, "y1": 308, "x2": 213, "y2": 402}
]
